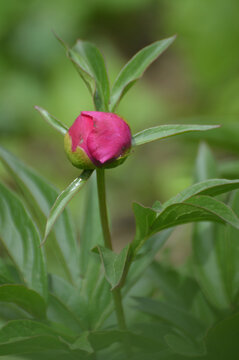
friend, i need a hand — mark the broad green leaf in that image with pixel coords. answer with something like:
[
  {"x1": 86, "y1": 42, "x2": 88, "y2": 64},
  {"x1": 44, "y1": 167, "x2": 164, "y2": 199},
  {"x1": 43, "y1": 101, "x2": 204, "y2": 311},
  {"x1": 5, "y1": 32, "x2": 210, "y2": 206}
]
[
  {"x1": 133, "y1": 125, "x2": 219, "y2": 146},
  {"x1": 47, "y1": 294, "x2": 83, "y2": 334},
  {"x1": 0, "y1": 183, "x2": 47, "y2": 299},
  {"x1": 152, "y1": 195, "x2": 239, "y2": 232},
  {"x1": 193, "y1": 143, "x2": 230, "y2": 310},
  {"x1": 205, "y1": 313, "x2": 239, "y2": 360},
  {"x1": 42, "y1": 170, "x2": 93, "y2": 244},
  {"x1": 0, "y1": 285, "x2": 46, "y2": 319},
  {"x1": 59, "y1": 36, "x2": 110, "y2": 111},
  {"x1": 34, "y1": 106, "x2": 68, "y2": 135},
  {"x1": 0, "y1": 147, "x2": 79, "y2": 285},
  {"x1": 110, "y1": 36, "x2": 176, "y2": 111},
  {"x1": 132, "y1": 195, "x2": 239, "y2": 255},
  {"x1": 93, "y1": 244, "x2": 131, "y2": 289},
  {"x1": 134, "y1": 297, "x2": 205, "y2": 339},
  {"x1": 165, "y1": 333, "x2": 206, "y2": 357},
  {"x1": 0, "y1": 320, "x2": 83, "y2": 357},
  {"x1": 164, "y1": 178, "x2": 239, "y2": 207},
  {"x1": 224, "y1": 190, "x2": 239, "y2": 302}
]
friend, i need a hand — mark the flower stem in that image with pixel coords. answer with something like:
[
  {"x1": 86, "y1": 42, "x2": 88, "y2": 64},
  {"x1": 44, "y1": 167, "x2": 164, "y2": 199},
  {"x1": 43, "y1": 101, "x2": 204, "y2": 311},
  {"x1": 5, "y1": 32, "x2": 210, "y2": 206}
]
[{"x1": 96, "y1": 169, "x2": 127, "y2": 331}]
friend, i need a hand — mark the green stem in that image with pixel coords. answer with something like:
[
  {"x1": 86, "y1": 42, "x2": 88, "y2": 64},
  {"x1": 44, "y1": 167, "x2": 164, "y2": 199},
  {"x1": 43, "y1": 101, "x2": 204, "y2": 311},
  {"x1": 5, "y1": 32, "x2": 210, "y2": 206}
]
[{"x1": 96, "y1": 168, "x2": 127, "y2": 331}]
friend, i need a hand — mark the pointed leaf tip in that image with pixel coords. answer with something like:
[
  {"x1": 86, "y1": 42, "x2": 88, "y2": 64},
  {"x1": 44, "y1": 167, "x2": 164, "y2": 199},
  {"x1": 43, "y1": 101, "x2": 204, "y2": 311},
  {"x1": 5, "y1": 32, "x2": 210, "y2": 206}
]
[{"x1": 35, "y1": 105, "x2": 68, "y2": 135}]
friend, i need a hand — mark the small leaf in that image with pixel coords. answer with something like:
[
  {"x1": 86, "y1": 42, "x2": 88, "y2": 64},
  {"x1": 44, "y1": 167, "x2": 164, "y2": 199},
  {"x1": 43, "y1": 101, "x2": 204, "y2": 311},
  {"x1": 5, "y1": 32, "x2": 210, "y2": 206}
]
[
  {"x1": 58, "y1": 36, "x2": 110, "y2": 111},
  {"x1": 68, "y1": 332, "x2": 93, "y2": 353},
  {"x1": 0, "y1": 182, "x2": 47, "y2": 299},
  {"x1": 42, "y1": 170, "x2": 93, "y2": 245},
  {"x1": 34, "y1": 106, "x2": 68, "y2": 135},
  {"x1": 0, "y1": 285, "x2": 46, "y2": 319},
  {"x1": 132, "y1": 124, "x2": 219, "y2": 146},
  {"x1": 110, "y1": 36, "x2": 176, "y2": 111},
  {"x1": 93, "y1": 244, "x2": 131, "y2": 289}
]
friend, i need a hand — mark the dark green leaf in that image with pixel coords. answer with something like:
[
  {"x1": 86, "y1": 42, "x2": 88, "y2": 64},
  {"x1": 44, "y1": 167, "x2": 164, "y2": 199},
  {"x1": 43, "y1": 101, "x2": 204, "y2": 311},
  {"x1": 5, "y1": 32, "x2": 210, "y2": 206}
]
[
  {"x1": 133, "y1": 125, "x2": 219, "y2": 146},
  {"x1": 0, "y1": 147, "x2": 80, "y2": 285},
  {"x1": 134, "y1": 297, "x2": 205, "y2": 339},
  {"x1": 165, "y1": 333, "x2": 206, "y2": 357},
  {"x1": 35, "y1": 106, "x2": 68, "y2": 135},
  {"x1": 42, "y1": 171, "x2": 93, "y2": 244},
  {"x1": 132, "y1": 195, "x2": 239, "y2": 255},
  {"x1": 93, "y1": 244, "x2": 131, "y2": 289},
  {"x1": 59, "y1": 36, "x2": 110, "y2": 111},
  {"x1": 0, "y1": 285, "x2": 46, "y2": 319},
  {"x1": 205, "y1": 313, "x2": 239, "y2": 360},
  {"x1": 0, "y1": 182, "x2": 47, "y2": 299},
  {"x1": 110, "y1": 36, "x2": 176, "y2": 111},
  {"x1": 0, "y1": 320, "x2": 77, "y2": 356}
]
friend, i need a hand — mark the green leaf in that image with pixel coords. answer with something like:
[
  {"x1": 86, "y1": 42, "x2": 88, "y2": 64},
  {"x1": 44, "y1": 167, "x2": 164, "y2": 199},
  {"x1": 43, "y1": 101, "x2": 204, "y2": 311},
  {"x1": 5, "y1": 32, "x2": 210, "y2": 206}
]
[
  {"x1": 93, "y1": 244, "x2": 131, "y2": 289},
  {"x1": 0, "y1": 146, "x2": 80, "y2": 285},
  {"x1": 192, "y1": 143, "x2": 231, "y2": 310},
  {"x1": 110, "y1": 36, "x2": 176, "y2": 111},
  {"x1": 77, "y1": 174, "x2": 112, "y2": 330},
  {"x1": 42, "y1": 170, "x2": 93, "y2": 245},
  {"x1": 165, "y1": 333, "x2": 206, "y2": 357},
  {"x1": 47, "y1": 294, "x2": 83, "y2": 334},
  {"x1": 133, "y1": 124, "x2": 219, "y2": 146},
  {"x1": 58, "y1": 36, "x2": 110, "y2": 111},
  {"x1": 152, "y1": 195, "x2": 239, "y2": 231},
  {"x1": 0, "y1": 320, "x2": 80, "y2": 357},
  {"x1": 205, "y1": 313, "x2": 239, "y2": 360},
  {"x1": 134, "y1": 297, "x2": 205, "y2": 339},
  {"x1": 132, "y1": 194, "x2": 239, "y2": 255},
  {"x1": 164, "y1": 178, "x2": 239, "y2": 207},
  {"x1": 0, "y1": 182, "x2": 47, "y2": 299},
  {"x1": 34, "y1": 106, "x2": 68, "y2": 135},
  {"x1": 0, "y1": 285, "x2": 46, "y2": 319}
]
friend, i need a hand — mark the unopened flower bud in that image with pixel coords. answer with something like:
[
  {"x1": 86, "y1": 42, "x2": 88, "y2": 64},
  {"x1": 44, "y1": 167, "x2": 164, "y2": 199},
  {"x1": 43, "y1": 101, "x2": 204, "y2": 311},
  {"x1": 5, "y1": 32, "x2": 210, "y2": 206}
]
[{"x1": 64, "y1": 111, "x2": 132, "y2": 169}]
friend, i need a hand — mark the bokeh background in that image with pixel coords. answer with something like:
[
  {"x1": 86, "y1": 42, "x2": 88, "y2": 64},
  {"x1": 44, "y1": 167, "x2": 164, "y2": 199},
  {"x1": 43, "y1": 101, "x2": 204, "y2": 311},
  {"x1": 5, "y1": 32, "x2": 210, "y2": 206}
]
[{"x1": 1, "y1": 0, "x2": 239, "y2": 263}]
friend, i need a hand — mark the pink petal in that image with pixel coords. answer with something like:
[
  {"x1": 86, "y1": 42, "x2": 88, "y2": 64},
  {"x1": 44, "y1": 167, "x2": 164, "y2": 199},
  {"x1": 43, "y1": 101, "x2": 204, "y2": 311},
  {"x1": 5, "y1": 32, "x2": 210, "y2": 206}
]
[{"x1": 86, "y1": 112, "x2": 131, "y2": 164}]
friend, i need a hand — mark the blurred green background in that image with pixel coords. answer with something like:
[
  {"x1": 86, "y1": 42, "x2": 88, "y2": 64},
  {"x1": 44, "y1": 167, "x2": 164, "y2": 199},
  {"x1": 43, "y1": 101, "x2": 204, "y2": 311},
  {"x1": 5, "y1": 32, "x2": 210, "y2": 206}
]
[{"x1": 1, "y1": 0, "x2": 239, "y2": 261}]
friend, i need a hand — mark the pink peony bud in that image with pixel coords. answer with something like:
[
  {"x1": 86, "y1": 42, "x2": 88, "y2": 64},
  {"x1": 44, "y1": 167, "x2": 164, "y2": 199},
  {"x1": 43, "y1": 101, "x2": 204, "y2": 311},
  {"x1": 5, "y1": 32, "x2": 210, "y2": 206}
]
[{"x1": 64, "y1": 111, "x2": 132, "y2": 169}]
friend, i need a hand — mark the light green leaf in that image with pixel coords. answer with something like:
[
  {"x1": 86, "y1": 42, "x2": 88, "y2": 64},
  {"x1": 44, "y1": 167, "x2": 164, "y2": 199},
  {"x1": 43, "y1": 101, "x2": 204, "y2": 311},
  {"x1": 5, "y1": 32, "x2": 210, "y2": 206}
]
[
  {"x1": 110, "y1": 36, "x2": 176, "y2": 111},
  {"x1": 42, "y1": 170, "x2": 93, "y2": 245},
  {"x1": 34, "y1": 106, "x2": 68, "y2": 135},
  {"x1": 0, "y1": 147, "x2": 80, "y2": 285},
  {"x1": 133, "y1": 124, "x2": 219, "y2": 146},
  {"x1": 0, "y1": 285, "x2": 46, "y2": 319},
  {"x1": 93, "y1": 244, "x2": 131, "y2": 289},
  {"x1": 0, "y1": 183, "x2": 47, "y2": 300},
  {"x1": 59, "y1": 36, "x2": 110, "y2": 111}
]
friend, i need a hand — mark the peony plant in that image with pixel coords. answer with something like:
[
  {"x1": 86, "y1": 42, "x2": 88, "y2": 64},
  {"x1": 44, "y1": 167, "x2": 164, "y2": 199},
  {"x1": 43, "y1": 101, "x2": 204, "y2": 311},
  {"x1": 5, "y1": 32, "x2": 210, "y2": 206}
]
[{"x1": 1, "y1": 35, "x2": 239, "y2": 359}]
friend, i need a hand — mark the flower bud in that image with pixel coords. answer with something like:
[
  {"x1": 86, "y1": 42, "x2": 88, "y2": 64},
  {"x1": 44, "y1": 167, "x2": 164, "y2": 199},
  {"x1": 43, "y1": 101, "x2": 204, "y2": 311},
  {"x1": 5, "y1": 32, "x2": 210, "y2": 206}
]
[{"x1": 64, "y1": 111, "x2": 132, "y2": 169}]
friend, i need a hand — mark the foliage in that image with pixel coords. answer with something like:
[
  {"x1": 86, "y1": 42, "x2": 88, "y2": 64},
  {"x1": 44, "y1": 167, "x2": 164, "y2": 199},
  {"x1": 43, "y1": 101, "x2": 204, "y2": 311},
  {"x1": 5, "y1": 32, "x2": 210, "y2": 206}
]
[{"x1": 1, "y1": 35, "x2": 239, "y2": 360}]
